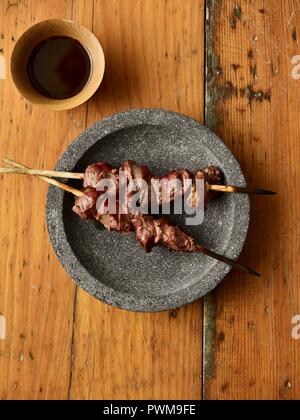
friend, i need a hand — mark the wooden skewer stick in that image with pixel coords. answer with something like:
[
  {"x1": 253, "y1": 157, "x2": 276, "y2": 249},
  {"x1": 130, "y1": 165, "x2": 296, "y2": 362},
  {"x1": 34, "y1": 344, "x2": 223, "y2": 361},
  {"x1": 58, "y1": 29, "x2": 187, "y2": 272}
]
[
  {"x1": 208, "y1": 184, "x2": 276, "y2": 195},
  {"x1": 196, "y1": 245, "x2": 261, "y2": 277},
  {"x1": 3, "y1": 158, "x2": 84, "y2": 197},
  {"x1": 1, "y1": 164, "x2": 276, "y2": 195},
  {"x1": 4, "y1": 158, "x2": 260, "y2": 276},
  {"x1": 0, "y1": 167, "x2": 84, "y2": 179}
]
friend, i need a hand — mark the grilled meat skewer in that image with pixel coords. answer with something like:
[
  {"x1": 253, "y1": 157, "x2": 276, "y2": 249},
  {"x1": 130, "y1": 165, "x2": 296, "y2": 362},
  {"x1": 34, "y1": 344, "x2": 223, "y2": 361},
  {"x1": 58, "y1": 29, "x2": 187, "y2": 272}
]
[
  {"x1": 82, "y1": 160, "x2": 222, "y2": 207},
  {"x1": 3, "y1": 158, "x2": 261, "y2": 276}
]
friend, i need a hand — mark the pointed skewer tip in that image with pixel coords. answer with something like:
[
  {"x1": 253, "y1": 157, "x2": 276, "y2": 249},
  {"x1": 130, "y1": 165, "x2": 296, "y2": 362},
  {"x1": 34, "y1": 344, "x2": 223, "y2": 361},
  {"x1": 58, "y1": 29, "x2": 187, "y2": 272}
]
[
  {"x1": 252, "y1": 188, "x2": 276, "y2": 195},
  {"x1": 247, "y1": 267, "x2": 261, "y2": 277}
]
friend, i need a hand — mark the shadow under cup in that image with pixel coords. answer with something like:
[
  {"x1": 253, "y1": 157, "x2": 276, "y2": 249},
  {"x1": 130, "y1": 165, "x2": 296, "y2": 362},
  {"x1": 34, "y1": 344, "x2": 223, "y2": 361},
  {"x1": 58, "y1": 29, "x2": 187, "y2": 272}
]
[{"x1": 10, "y1": 19, "x2": 105, "y2": 110}]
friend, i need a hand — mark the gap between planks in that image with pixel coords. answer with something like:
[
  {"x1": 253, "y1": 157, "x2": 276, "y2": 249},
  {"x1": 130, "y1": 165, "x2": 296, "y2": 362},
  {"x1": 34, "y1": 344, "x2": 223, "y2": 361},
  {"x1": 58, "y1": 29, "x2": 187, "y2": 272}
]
[
  {"x1": 202, "y1": 0, "x2": 219, "y2": 400},
  {"x1": 67, "y1": 0, "x2": 96, "y2": 400}
]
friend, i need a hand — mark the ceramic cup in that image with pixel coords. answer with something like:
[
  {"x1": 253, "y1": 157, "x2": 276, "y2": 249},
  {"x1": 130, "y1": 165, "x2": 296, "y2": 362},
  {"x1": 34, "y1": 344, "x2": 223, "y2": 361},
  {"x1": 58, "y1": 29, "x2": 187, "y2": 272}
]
[{"x1": 10, "y1": 19, "x2": 105, "y2": 110}]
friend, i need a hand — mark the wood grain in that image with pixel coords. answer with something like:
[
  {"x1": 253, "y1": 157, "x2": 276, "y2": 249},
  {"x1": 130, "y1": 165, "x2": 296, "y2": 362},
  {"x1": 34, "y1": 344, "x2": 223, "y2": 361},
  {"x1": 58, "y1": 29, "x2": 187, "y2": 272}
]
[
  {"x1": 204, "y1": 0, "x2": 300, "y2": 400},
  {"x1": 0, "y1": 0, "x2": 205, "y2": 400},
  {"x1": 69, "y1": 0, "x2": 204, "y2": 400},
  {"x1": 0, "y1": 0, "x2": 92, "y2": 400}
]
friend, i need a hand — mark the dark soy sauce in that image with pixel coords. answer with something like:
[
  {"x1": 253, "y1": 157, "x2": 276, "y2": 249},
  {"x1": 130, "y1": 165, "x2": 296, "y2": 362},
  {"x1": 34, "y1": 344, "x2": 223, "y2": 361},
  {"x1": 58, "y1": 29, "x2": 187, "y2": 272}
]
[{"x1": 27, "y1": 36, "x2": 92, "y2": 100}]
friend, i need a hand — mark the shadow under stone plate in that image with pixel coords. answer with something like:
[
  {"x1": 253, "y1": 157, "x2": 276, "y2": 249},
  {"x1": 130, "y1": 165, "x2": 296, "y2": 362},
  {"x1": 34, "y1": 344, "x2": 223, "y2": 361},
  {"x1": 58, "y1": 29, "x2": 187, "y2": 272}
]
[{"x1": 46, "y1": 109, "x2": 250, "y2": 312}]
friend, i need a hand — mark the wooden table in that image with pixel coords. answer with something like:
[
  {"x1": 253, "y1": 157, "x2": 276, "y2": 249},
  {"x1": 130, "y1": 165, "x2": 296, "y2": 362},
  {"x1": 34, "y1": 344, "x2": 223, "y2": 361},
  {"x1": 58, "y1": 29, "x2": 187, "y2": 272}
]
[{"x1": 0, "y1": 0, "x2": 299, "y2": 400}]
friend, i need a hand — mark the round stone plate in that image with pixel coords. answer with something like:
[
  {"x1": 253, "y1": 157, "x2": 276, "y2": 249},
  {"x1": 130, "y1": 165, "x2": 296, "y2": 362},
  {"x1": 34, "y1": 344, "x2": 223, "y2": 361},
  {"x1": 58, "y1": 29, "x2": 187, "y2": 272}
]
[{"x1": 46, "y1": 109, "x2": 249, "y2": 312}]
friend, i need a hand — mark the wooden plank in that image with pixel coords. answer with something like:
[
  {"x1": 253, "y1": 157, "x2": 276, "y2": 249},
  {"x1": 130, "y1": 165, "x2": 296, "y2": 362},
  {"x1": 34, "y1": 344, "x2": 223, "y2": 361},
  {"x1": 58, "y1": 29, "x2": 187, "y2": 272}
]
[
  {"x1": 204, "y1": 0, "x2": 300, "y2": 399},
  {"x1": 69, "y1": 0, "x2": 204, "y2": 400},
  {"x1": 0, "y1": 0, "x2": 93, "y2": 399}
]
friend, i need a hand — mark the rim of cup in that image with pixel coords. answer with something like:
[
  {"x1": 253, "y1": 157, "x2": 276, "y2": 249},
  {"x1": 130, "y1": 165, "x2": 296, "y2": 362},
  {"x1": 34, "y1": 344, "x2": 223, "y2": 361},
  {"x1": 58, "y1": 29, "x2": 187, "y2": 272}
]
[{"x1": 10, "y1": 19, "x2": 105, "y2": 111}]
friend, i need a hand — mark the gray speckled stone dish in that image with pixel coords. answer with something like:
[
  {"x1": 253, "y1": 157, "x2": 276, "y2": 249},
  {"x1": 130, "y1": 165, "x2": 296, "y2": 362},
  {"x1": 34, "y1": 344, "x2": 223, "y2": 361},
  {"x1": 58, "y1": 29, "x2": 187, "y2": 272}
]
[{"x1": 46, "y1": 109, "x2": 250, "y2": 312}]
